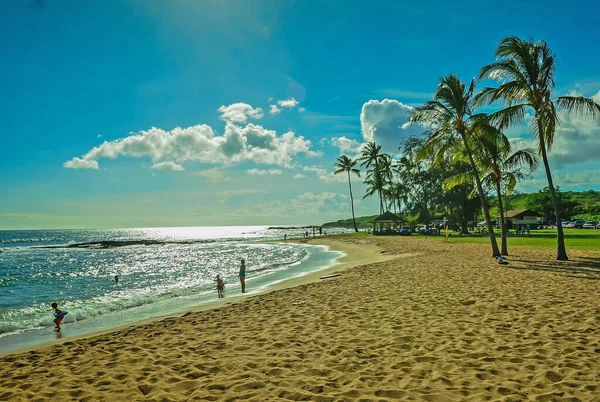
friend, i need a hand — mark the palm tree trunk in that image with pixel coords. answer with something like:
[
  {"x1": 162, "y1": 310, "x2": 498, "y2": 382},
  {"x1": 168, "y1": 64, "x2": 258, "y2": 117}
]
[
  {"x1": 496, "y1": 180, "x2": 508, "y2": 255},
  {"x1": 539, "y1": 134, "x2": 568, "y2": 260},
  {"x1": 347, "y1": 171, "x2": 358, "y2": 233},
  {"x1": 461, "y1": 133, "x2": 500, "y2": 256}
]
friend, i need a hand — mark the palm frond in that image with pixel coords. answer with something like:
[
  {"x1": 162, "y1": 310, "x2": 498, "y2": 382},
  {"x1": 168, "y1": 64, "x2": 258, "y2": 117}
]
[{"x1": 555, "y1": 96, "x2": 600, "y2": 119}]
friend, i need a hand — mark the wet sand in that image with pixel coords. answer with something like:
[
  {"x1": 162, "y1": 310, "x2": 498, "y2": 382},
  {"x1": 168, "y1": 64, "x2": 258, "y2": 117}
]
[{"x1": 1, "y1": 235, "x2": 599, "y2": 401}]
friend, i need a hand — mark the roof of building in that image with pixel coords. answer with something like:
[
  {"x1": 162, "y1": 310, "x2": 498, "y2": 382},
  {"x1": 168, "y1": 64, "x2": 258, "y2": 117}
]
[
  {"x1": 504, "y1": 209, "x2": 543, "y2": 218},
  {"x1": 372, "y1": 211, "x2": 403, "y2": 222}
]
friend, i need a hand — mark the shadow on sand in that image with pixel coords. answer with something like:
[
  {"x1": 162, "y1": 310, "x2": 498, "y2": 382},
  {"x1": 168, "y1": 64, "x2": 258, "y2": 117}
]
[{"x1": 507, "y1": 255, "x2": 600, "y2": 280}]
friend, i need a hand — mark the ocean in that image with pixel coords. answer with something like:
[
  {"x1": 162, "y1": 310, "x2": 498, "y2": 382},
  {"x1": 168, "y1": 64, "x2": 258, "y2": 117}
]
[{"x1": 0, "y1": 226, "x2": 346, "y2": 353}]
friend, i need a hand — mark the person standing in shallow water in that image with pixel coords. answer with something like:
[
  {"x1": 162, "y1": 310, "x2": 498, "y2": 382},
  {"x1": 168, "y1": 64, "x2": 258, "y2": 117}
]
[{"x1": 239, "y1": 259, "x2": 246, "y2": 293}]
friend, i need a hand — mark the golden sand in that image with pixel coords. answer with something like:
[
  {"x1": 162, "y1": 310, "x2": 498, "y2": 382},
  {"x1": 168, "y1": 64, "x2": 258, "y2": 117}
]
[{"x1": 1, "y1": 236, "x2": 599, "y2": 401}]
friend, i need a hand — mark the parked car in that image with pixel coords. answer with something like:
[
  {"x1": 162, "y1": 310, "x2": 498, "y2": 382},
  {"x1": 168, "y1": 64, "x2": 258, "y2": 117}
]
[
  {"x1": 565, "y1": 221, "x2": 576, "y2": 228},
  {"x1": 573, "y1": 220, "x2": 586, "y2": 228},
  {"x1": 597, "y1": 222, "x2": 600, "y2": 229},
  {"x1": 583, "y1": 221, "x2": 596, "y2": 229},
  {"x1": 399, "y1": 226, "x2": 412, "y2": 235}
]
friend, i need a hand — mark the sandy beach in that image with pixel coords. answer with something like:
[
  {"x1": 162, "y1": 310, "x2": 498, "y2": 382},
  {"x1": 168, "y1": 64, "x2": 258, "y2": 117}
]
[{"x1": 2, "y1": 235, "x2": 600, "y2": 401}]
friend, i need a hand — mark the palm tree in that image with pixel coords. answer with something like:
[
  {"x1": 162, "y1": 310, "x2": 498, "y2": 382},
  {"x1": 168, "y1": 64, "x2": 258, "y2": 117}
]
[
  {"x1": 363, "y1": 165, "x2": 387, "y2": 214},
  {"x1": 478, "y1": 36, "x2": 600, "y2": 260},
  {"x1": 445, "y1": 140, "x2": 538, "y2": 255},
  {"x1": 358, "y1": 142, "x2": 390, "y2": 214},
  {"x1": 334, "y1": 155, "x2": 361, "y2": 232},
  {"x1": 412, "y1": 74, "x2": 502, "y2": 256}
]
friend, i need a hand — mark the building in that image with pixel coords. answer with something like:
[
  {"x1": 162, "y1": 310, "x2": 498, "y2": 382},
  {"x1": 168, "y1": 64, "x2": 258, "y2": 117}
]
[
  {"x1": 371, "y1": 211, "x2": 403, "y2": 234},
  {"x1": 503, "y1": 209, "x2": 543, "y2": 229}
]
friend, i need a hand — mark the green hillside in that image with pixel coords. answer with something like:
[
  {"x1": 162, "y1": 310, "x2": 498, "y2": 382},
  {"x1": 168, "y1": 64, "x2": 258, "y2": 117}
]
[
  {"x1": 322, "y1": 189, "x2": 600, "y2": 227},
  {"x1": 321, "y1": 215, "x2": 379, "y2": 229},
  {"x1": 489, "y1": 189, "x2": 600, "y2": 221}
]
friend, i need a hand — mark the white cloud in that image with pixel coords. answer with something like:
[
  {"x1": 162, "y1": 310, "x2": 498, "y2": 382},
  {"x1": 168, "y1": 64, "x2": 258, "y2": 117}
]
[
  {"x1": 269, "y1": 105, "x2": 281, "y2": 115},
  {"x1": 63, "y1": 157, "x2": 99, "y2": 170},
  {"x1": 360, "y1": 99, "x2": 423, "y2": 152},
  {"x1": 549, "y1": 90, "x2": 600, "y2": 168},
  {"x1": 293, "y1": 174, "x2": 306, "y2": 179},
  {"x1": 502, "y1": 90, "x2": 600, "y2": 169},
  {"x1": 151, "y1": 161, "x2": 184, "y2": 171},
  {"x1": 246, "y1": 168, "x2": 283, "y2": 175},
  {"x1": 196, "y1": 167, "x2": 227, "y2": 182},
  {"x1": 277, "y1": 97, "x2": 299, "y2": 109},
  {"x1": 64, "y1": 121, "x2": 313, "y2": 170},
  {"x1": 331, "y1": 136, "x2": 362, "y2": 154},
  {"x1": 298, "y1": 107, "x2": 306, "y2": 113},
  {"x1": 267, "y1": 97, "x2": 274, "y2": 102},
  {"x1": 217, "y1": 189, "x2": 268, "y2": 197},
  {"x1": 97, "y1": 134, "x2": 103, "y2": 139},
  {"x1": 228, "y1": 192, "x2": 349, "y2": 218},
  {"x1": 302, "y1": 165, "x2": 346, "y2": 182},
  {"x1": 218, "y1": 102, "x2": 264, "y2": 123}
]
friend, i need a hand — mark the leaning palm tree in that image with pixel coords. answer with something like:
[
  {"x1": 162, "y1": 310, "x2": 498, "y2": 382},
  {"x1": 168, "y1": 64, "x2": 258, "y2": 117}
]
[
  {"x1": 412, "y1": 74, "x2": 502, "y2": 256},
  {"x1": 445, "y1": 139, "x2": 538, "y2": 255},
  {"x1": 478, "y1": 36, "x2": 600, "y2": 260},
  {"x1": 334, "y1": 155, "x2": 361, "y2": 232}
]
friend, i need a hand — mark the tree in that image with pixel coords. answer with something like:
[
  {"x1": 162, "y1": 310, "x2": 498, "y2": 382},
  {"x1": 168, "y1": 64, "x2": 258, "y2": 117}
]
[
  {"x1": 358, "y1": 142, "x2": 390, "y2": 214},
  {"x1": 363, "y1": 159, "x2": 390, "y2": 214},
  {"x1": 334, "y1": 155, "x2": 361, "y2": 232},
  {"x1": 412, "y1": 75, "x2": 502, "y2": 256},
  {"x1": 445, "y1": 139, "x2": 538, "y2": 255},
  {"x1": 478, "y1": 36, "x2": 600, "y2": 260}
]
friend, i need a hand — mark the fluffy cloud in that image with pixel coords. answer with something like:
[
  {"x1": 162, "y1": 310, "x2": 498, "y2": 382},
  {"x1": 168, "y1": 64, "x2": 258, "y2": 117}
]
[
  {"x1": 63, "y1": 157, "x2": 99, "y2": 170},
  {"x1": 331, "y1": 136, "x2": 362, "y2": 154},
  {"x1": 278, "y1": 97, "x2": 299, "y2": 109},
  {"x1": 247, "y1": 168, "x2": 283, "y2": 175},
  {"x1": 548, "y1": 90, "x2": 600, "y2": 168},
  {"x1": 293, "y1": 173, "x2": 306, "y2": 179},
  {"x1": 302, "y1": 166, "x2": 346, "y2": 182},
  {"x1": 501, "y1": 90, "x2": 600, "y2": 170},
  {"x1": 218, "y1": 102, "x2": 264, "y2": 123},
  {"x1": 64, "y1": 119, "x2": 313, "y2": 170},
  {"x1": 269, "y1": 105, "x2": 281, "y2": 115},
  {"x1": 151, "y1": 161, "x2": 184, "y2": 171},
  {"x1": 360, "y1": 99, "x2": 423, "y2": 152}
]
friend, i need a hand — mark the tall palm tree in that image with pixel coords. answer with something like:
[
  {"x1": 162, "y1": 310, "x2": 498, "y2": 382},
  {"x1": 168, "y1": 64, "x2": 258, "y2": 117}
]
[
  {"x1": 478, "y1": 36, "x2": 600, "y2": 260},
  {"x1": 359, "y1": 142, "x2": 390, "y2": 214},
  {"x1": 412, "y1": 74, "x2": 502, "y2": 256},
  {"x1": 363, "y1": 165, "x2": 387, "y2": 214},
  {"x1": 334, "y1": 155, "x2": 361, "y2": 232}
]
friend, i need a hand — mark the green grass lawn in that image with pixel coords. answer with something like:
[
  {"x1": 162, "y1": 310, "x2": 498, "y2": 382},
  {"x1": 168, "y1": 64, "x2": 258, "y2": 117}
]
[{"x1": 436, "y1": 228, "x2": 600, "y2": 250}]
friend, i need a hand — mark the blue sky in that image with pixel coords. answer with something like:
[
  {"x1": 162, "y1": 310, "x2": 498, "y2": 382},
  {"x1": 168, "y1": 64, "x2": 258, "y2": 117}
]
[{"x1": 2, "y1": 0, "x2": 600, "y2": 229}]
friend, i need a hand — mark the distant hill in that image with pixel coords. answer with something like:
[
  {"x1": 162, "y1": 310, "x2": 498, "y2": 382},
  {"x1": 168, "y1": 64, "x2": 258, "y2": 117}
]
[
  {"x1": 490, "y1": 189, "x2": 600, "y2": 221},
  {"x1": 322, "y1": 189, "x2": 600, "y2": 227},
  {"x1": 321, "y1": 215, "x2": 379, "y2": 229}
]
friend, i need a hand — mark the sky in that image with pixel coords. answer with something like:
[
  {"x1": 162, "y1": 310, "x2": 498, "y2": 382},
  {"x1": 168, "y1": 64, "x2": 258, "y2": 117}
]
[{"x1": 2, "y1": 0, "x2": 600, "y2": 229}]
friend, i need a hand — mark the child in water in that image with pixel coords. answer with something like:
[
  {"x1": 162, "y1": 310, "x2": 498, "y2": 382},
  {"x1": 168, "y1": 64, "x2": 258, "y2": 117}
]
[
  {"x1": 215, "y1": 275, "x2": 225, "y2": 298},
  {"x1": 51, "y1": 302, "x2": 66, "y2": 332}
]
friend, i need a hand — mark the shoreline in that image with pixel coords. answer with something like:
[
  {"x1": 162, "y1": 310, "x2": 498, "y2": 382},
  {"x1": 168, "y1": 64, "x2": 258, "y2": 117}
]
[
  {"x1": 2, "y1": 235, "x2": 599, "y2": 400},
  {"x1": 0, "y1": 238, "x2": 389, "y2": 357}
]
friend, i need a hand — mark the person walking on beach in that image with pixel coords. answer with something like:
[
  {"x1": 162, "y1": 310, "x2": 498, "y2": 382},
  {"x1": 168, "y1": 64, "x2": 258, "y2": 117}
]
[
  {"x1": 239, "y1": 259, "x2": 246, "y2": 293},
  {"x1": 51, "y1": 302, "x2": 66, "y2": 332},
  {"x1": 215, "y1": 275, "x2": 225, "y2": 298}
]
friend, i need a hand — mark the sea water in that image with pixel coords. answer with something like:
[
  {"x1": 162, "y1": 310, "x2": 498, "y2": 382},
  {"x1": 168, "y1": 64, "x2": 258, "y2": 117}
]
[{"x1": 0, "y1": 226, "x2": 346, "y2": 353}]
